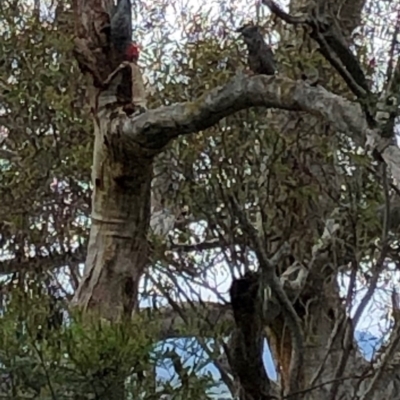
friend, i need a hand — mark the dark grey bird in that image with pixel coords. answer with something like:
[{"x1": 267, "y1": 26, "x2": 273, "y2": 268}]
[
  {"x1": 236, "y1": 24, "x2": 276, "y2": 76},
  {"x1": 110, "y1": 0, "x2": 133, "y2": 58}
]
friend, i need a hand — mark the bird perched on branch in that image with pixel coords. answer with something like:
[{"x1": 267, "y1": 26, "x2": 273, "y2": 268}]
[
  {"x1": 236, "y1": 23, "x2": 276, "y2": 76},
  {"x1": 110, "y1": 0, "x2": 139, "y2": 62},
  {"x1": 106, "y1": 0, "x2": 147, "y2": 115}
]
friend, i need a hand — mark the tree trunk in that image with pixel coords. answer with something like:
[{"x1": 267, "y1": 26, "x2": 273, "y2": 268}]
[
  {"x1": 71, "y1": 0, "x2": 153, "y2": 320},
  {"x1": 71, "y1": 114, "x2": 152, "y2": 319}
]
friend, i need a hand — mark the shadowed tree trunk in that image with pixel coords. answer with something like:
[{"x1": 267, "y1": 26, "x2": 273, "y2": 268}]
[{"x1": 229, "y1": 272, "x2": 273, "y2": 400}]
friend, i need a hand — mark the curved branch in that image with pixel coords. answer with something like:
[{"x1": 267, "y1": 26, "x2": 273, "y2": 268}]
[
  {"x1": 119, "y1": 74, "x2": 400, "y2": 186},
  {"x1": 122, "y1": 75, "x2": 366, "y2": 147}
]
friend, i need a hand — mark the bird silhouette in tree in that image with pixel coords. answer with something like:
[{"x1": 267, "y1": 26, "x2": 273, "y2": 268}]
[
  {"x1": 237, "y1": 23, "x2": 276, "y2": 76},
  {"x1": 110, "y1": 0, "x2": 139, "y2": 63}
]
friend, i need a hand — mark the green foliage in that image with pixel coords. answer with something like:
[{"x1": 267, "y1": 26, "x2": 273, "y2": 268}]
[
  {"x1": 0, "y1": 281, "x2": 217, "y2": 399},
  {"x1": 0, "y1": 0, "x2": 91, "y2": 264}
]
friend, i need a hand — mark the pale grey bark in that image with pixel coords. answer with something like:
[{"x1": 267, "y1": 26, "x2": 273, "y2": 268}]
[{"x1": 115, "y1": 74, "x2": 400, "y2": 193}]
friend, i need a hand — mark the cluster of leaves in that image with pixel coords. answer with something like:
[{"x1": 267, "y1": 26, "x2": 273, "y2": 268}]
[
  {"x1": 0, "y1": 280, "x2": 145, "y2": 397},
  {"x1": 0, "y1": 277, "x2": 219, "y2": 399},
  {"x1": 0, "y1": 0, "x2": 91, "y2": 279}
]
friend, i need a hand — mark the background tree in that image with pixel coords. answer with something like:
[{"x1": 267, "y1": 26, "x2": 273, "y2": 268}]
[{"x1": 1, "y1": 0, "x2": 400, "y2": 399}]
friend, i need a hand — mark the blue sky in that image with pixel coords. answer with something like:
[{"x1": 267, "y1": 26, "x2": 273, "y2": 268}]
[{"x1": 152, "y1": 330, "x2": 383, "y2": 397}]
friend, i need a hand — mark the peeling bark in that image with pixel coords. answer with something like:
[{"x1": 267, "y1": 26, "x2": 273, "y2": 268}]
[{"x1": 71, "y1": 105, "x2": 153, "y2": 319}]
